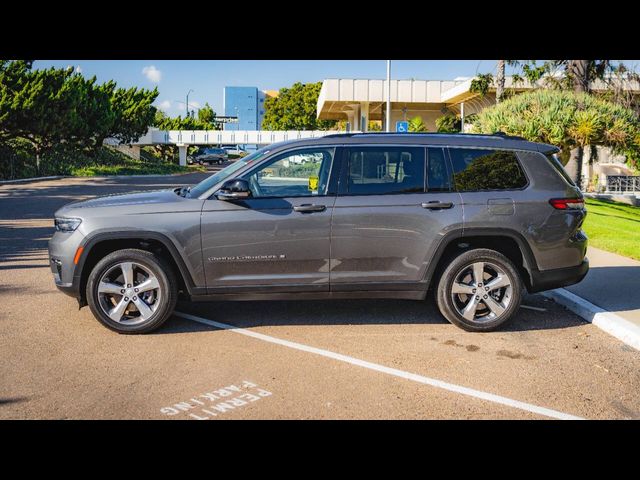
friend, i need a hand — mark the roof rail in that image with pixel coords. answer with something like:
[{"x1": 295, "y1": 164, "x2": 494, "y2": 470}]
[{"x1": 322, "y1": 132, "x2": 527, "y2": 140}]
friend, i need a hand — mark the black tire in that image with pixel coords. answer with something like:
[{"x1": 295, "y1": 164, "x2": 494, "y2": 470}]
[
  {"x1": 86, "y1": 248, "x2": 177, "y2": 334},
  {"x1": 436, "y1": 248, "x2": 523, "y2": 332}
]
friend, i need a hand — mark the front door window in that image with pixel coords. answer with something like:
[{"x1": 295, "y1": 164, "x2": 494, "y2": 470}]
[{"x1": 243, "y1": 148, "x2": 334, "y2": 198}]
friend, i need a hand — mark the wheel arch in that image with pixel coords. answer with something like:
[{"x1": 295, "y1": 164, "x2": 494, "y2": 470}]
[
  {"x1": 74, "y1": 230, "x2": 201, "y2": 306},
  {"x1": 424, "y1": 228, "x2": 538, "y2": 292}
]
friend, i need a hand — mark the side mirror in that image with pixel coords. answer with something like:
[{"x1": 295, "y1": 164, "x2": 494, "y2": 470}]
[{"x1": 216, "y1": 178, "x2": 251, "y2": 201}]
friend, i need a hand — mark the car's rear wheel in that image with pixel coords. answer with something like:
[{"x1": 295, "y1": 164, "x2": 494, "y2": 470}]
[
  {"x1": 436, "y1": 248, "x2": 522, "y2": 332},
  {"x1": 86, "y1": 249, "x2": 177, "y2": 334}
]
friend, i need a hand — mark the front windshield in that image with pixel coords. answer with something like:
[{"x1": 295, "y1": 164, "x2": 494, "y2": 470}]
[{"x1": 187, "y1": 147, "x2": 270, "y2": 198}]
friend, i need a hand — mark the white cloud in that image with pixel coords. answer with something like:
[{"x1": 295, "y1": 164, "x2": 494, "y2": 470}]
[
  {"x1": 189, "y1": 100, "x2": 201, "y2": 109},
  {"x1": 75, "y1": 65, "x2": 82, "y2": 73},
  {"x1": 157, "y1": 100, "x2": 172, "y2": 112},
  {"x1": 142, "y1": 65, "x2": 162, "y2": 83}
]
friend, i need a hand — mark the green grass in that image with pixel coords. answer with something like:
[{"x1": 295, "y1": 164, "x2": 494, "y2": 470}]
[
  {"x1": 583, "y1": 198, "x2": 640, "y2": 260},
  {"x1": 71, "y1": 161, "x2": 205, "y2": 176}
]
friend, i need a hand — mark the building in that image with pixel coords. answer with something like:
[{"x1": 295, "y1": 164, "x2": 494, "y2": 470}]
[
  {"x1": 316, "y1": 77, "x2": 640, "y2": 193},
  {"x1": 223, "y1": 86, "x2": 279, "y2": 131},
  {"x1": 316, "y1": 77, "x2": 493, "y2": 132},
  {"x1": 317, "y1": 76, "x2": 640, "y2": 132},
  {"x1": 223, "y1": 86, "x2": 278, "y2": 149}
]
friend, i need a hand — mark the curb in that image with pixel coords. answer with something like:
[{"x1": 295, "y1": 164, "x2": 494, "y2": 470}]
[
  {"x1": 0, "y1": 175, "x2": 68, "y2": 185},
  {"x1": 542, "y1": 288, "x2": 640, "y2": 351}
]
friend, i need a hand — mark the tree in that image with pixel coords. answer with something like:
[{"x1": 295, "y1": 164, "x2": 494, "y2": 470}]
[
  {"x1": 107, "y1": 85, "x2": 158, "y2": 145},
  {"x1": 408, "y1": 116, "x2": 427, "y2": 132},
  {"x1": 472, "y1": 89, "x2": 640, "y2": 172},
  {"x1": 0, "y1": 64, "x2": 82, "y2": 172},
  {"x1": 1, "y1": 60, "x2": 159, "y2": 172},
  {"x1": 470, "y1": 61, "x2": 520, "y2": 102},
  {"x1": 197, "y1": 102, "x2": 216, "y2": 128},
  {"x1": 474, "y1": 60, "x2": 639, "y2": 183},
  {"x1": 262, "y1": 82, "x2": 336, "y2": 130},
  {"x1": 150, "y1": 110, "x2": 221, "y2": 161},
  {"x1": 0, "y1": 60, "x2": 33, "y2": 142}
]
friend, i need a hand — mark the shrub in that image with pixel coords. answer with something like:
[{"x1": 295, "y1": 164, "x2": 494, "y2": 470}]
[{"x1": 472, "y1": 89, "x2": 640, "y2": 168}]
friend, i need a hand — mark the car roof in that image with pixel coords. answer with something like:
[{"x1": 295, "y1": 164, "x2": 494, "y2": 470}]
[{"x1": 264, "y1": 133, "x2": 558, "y2": 154}]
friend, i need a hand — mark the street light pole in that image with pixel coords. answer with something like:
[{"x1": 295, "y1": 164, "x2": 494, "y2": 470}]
[
  {"x1": 186, "y1": 89, "x2": 194, "y2": 117},
  {"x1": 386, "y1": 60, "x2": 392, "y2": 132}
]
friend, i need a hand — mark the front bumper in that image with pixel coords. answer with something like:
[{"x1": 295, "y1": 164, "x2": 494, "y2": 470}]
[
  {"x1": 54, "y1": 281, "x2": 78, "y2": 298},
  {"x1": 528, "y1": 258, "x2": 589, "y2": 293},
  {"x1": 48, "y1": 229, "x2": 85, "y2": 299}
]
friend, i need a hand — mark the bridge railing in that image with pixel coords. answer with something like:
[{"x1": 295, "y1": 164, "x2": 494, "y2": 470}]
[{"x1": 141, "y1": 130, "x2": 345, "y2": 146}]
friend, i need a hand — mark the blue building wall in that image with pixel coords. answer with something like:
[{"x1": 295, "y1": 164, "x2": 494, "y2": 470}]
[{"x1": 224, "y1": 86, "x2": 267, "y2": 131}]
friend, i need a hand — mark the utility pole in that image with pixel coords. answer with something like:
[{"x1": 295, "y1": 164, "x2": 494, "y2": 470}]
[
  {"x1": 386, "y1": 60, "x2": 392, "y2": 132},
  {"x1": 186, "y1": 89, "x2": 194, "y2": 117}
]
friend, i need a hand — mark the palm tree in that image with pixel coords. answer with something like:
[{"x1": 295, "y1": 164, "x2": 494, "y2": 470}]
[{"x1": 496, "y1": 60, "x2": 505, "y2": 103}]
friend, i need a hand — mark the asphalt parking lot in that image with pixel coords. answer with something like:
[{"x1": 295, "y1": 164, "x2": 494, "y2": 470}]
[{"x1": 1, "y1": 173, "x2": 639, "y2": 419}]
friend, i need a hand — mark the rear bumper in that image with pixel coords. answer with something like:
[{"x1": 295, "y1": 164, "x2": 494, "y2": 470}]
[{"x1": 528, "y1": 258, "x2": 589, "y2": 293}]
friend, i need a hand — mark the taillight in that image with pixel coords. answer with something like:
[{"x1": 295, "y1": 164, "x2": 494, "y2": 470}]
[{"x1": 549, "y1": 198, "x2": 585, "y2": 210}]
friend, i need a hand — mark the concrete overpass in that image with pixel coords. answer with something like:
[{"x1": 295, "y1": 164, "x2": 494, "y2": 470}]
[{"x1": 106, "y1": 129, "x2": 344, "y2": 165}]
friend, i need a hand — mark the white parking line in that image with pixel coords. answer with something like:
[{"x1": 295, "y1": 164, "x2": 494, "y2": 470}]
[{"x1": 174, "y1": 311, "x2": 583, "y2": 420}]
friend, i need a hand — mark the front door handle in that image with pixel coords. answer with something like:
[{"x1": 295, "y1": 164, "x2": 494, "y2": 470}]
[
  {"x1": 293, "y1": 204, "x2": 326, "y2": 213},
  {"x1": 421, "y1": 201, "x2": 454, "y2": 210}
]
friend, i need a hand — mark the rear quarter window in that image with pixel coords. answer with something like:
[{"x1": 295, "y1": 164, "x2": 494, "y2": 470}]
[
  {"x1": 545, "y1": 153, "x2": 576, "y2": 186},
  {"x1": 449, "y1": 148, "x2": 528, "y2": 191}
]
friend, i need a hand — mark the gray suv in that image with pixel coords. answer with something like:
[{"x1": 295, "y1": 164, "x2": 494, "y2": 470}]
[{"x1": 48, "y1": 133, "x2": 589, "y2": 334}]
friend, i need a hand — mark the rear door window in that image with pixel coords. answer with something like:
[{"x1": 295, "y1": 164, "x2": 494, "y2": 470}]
[
  {"x1": 545, "y1": 152, "x2": 576, "y2": 186},
  {"x1": 345, "y1": 147, "x2": 425, "y2": 195}
]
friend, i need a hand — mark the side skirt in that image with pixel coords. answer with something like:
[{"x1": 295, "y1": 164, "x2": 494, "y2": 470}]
[{"x1": 189, "y1": 290, "x2": 426, "y2": 302}]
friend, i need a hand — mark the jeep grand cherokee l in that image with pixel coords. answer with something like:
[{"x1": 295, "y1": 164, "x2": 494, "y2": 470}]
[{"x1": 49, "y1": 133, "x2": 588, "y2": 334}]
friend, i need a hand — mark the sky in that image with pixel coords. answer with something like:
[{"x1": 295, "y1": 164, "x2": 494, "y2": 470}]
[{"x1": 31, "y1": 60, "x2": 637, "y2": 117}]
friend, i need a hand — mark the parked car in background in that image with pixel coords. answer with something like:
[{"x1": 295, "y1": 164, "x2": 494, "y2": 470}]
[
  {"x1": 222, "y1": 145, "x2": 248, "y2": 156},
  {"x1": 192, "y1": 147, "x2": 228, "y2": 165}
]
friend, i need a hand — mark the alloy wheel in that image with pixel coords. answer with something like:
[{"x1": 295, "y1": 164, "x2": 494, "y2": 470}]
[
  {"x1": 97, "y1": 262, "x2": 162, "y2": 325},
  {"x1": 450, "y1": 261, "x2": 513, "y2": 323}
]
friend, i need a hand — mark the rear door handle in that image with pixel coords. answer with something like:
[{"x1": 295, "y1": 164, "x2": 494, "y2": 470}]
[
  {"x1": 421, "y1": 201, "x2": 454, "y2": 210},
  {"x1": 294, "y1": 204, "x2": 326, "y2": 213}
]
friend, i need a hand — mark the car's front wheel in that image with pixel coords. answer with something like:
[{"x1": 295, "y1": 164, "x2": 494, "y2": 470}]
[
  {"x1": 436, "y1": 248, "x2": 523, "y2": 332},
  {"x1": 86, "y1": 249, "x2": 177, "y2": 334}
]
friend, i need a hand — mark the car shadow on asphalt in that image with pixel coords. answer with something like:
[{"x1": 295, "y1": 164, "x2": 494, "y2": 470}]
[
  {"x1": 0, "y1": 172, "x2": 209, "y2": 221},
  {"x1": 0, "y1": 172, "x2": 210, "y2": 261},
  {"x1": 159, "y1": 294, "x2": 585, "y2": 335},
  {"x1": 0, "y1": 225, "x2": 53, "y2": 260}
]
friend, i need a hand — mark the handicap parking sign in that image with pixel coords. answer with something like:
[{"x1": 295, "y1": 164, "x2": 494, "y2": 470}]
[{"x1": 396, "y1": 121, "x2": 409, "y2": 133}]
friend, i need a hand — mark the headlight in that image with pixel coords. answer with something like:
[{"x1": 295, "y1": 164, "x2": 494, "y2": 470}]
[{"x1": 54, "y1": 217, "x2": 82, "y2": 232}]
